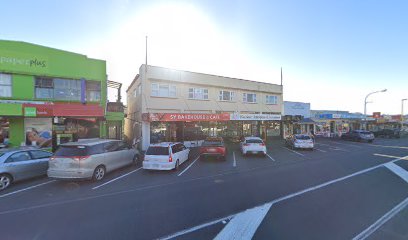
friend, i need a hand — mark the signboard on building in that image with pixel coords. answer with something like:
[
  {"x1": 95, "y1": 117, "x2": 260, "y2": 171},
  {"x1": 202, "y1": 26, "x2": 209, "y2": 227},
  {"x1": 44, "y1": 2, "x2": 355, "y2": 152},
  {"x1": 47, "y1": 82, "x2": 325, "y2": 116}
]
[
  {"x1": 283, "y1": 102, "x2": 310, "y2": 118},
  {"x1": 230, "y1": 113, "x2": 281, "y2": 121},
  {"x1": 142, "y1": 113, "x2": 231, "y2": 122},
  {"x1": 373, "y1": 112, "x2": 381, "y2": 118}
]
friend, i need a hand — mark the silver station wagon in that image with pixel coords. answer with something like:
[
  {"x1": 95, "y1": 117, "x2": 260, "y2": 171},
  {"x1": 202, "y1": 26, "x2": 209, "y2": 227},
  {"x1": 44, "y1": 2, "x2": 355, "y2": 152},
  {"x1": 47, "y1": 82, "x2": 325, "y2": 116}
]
[
  {"x1": 0, "y1": 148, "x2": 52, "y2": 191},
  {"x1": 48, "y1": 139, "x2": 140, "y2": 181}
]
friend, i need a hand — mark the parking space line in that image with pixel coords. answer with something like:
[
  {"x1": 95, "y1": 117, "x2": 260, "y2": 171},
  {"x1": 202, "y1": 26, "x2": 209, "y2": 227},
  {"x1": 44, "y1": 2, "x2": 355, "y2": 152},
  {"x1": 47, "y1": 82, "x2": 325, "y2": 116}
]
[
  {"x1": 177, "y1": 156, "x2": 200, "y2": 177},
  {"x1": 353, "y1": 163, "x2": 408, "y2": 240},
  {"x1": 0, "y1": 180, "x2": 56, "y2": 198},
  {"x1": 266, "y1": 153, "x2": 275, "y2": 161},
  {"x1": 314, "y1": 148, "x2": 327, "y2": 153},
  {"x1": 160, "y1": 155, "x2": 408, "y2": 240},
  {"x1": 330, "y1": 141, "x2": 364, "y2": 148},
  {"x1": 281, "y1": 147, "x2": 305, "y2": 157},
  {"x1": 374, "y1": 153, "x2": 408, "y2": 160},
  {"x1": 370, "y1": 144, "x2": 408, "y2": 150},
  {"x1": 233, "y1": 151, "x2": 237, "y2": 167},
  {"x1": 92, "y1": 168, "x2": 142, "y2": 190}
]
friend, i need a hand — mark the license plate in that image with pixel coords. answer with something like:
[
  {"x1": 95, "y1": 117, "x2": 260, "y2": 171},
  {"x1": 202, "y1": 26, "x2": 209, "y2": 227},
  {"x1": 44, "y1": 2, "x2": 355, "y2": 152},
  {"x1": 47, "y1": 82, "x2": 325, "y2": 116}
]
[{"x1": 208, "y1": 148, "x2": 216, "y2": 152}]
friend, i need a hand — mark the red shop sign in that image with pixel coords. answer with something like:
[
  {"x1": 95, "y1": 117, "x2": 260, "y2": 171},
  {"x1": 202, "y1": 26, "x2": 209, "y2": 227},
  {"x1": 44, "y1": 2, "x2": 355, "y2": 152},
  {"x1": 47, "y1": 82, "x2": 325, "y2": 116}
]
[{"x1": 142, "y1": 113, "x2": 231, "y2": 122}]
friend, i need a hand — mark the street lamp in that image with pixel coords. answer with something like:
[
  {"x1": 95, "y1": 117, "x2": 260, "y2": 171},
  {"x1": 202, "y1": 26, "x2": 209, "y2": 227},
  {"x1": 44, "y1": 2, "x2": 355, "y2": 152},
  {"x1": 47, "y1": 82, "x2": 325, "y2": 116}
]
[
  {"x1": 363, "y1": 89, "x2": 387, "y2": 129},
  {"x1": 402, "y1": 98, "x2": 407, "y2": 129}
]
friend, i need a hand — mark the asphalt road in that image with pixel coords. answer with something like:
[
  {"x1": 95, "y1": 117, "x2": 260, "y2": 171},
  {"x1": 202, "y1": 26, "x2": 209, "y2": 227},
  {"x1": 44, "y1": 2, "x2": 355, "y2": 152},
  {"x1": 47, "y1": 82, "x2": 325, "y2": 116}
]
[{"x1": 0, "y1": 137, "x2": 407, "y2": 240}]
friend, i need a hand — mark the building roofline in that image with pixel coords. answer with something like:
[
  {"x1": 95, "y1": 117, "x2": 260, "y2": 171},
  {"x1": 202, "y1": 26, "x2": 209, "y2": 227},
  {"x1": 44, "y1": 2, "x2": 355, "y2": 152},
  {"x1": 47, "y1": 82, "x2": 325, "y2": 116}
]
[
  {"x1": 126, "y1": 74, "x2": 140, "y2": 93},
  {"x1": 143, "y1": 64, "x2": 282, "y2": 87}
]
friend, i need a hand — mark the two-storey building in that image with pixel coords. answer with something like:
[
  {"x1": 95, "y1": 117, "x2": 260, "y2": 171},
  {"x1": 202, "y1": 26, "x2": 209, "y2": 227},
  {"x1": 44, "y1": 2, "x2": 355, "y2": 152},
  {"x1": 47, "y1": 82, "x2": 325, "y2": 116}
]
[
  {"x1": 0, "y1": 40, "x2": 123, "y2": 150},
  {"x1": 126, "y1": 65, "x2": 283, "y2": 150}
]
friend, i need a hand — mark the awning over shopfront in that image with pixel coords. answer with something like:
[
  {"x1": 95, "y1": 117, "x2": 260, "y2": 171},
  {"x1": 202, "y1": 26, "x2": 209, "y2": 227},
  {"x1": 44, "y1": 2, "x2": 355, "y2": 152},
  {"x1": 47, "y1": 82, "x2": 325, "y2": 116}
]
[
  {"x1": 298, "y1": 118, "x2": 315, "y2": 124},
  {"x1": 22, "y1": 103, "x2": 104, "y2": 117}
]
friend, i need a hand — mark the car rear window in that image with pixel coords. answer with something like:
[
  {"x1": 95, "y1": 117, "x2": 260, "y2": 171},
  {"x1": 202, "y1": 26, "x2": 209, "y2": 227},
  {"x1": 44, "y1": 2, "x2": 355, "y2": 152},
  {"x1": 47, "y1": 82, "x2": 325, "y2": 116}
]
[
  {"x1": 295, "y1": 135, "x2": 311, "y2": 140},
  {"x1": 246, "y1": 139, "x2": 263, "y2": 143},
  {"x1": 146, "y1": 146, "x2": 169, "y2": 155},
  {"x1": 54, "y1": 146, "x2": 88, "y2": 156},
  {"x1": 202, "y1": 141, "x2": 223, "y2": 146}
]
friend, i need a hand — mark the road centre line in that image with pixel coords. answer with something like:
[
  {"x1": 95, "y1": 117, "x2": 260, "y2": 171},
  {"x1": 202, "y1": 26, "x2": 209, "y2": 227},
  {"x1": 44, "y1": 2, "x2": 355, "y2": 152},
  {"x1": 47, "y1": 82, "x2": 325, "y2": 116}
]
[
  {"x1": 371, "y1": 144, "x2": 408, "y2": 150},
  {"x1": 330, "y1": 141, "x2": 363, "y2": 148},
  {"x1": 266, "y1": 153, "x2": 276, "y2": 161},
  {"x1": 92, "y1": 167, "x2": 142, "y2": 190},
  {"x1": 160, "y1": 154, "x2": 408, "y2": 239},
  {"x1": 353, "y1": 162, "x2": 408, "y2": 240},
  {"x1": 0, "y1": 180, "x2": 56, "y2": 199},
  {"x1": 177, "y1": 156, "x2": 200, "y2": 177},
  {"x1": 281, "y1": 146, "x2": 305, "y2": 157},
  {"x1": 233, "y1": 152, "x2": 237, "y2": 167}
]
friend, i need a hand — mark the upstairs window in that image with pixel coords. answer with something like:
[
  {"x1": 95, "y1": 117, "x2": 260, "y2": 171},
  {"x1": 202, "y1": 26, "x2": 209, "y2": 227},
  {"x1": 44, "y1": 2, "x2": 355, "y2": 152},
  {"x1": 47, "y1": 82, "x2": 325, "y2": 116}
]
[
  {"x1": 53, "y1": 78, "x2": 81, "y2": 101},
  {"x1": 188, "y1": 88, "x2": 208, "y2": 100},
  {"x1": 243, "y1": 93, "x2": 257, "y2": 103},
  {"x1": 0, "y1": 73, "x2": 12, "y2": 97},
  {"x1": 266, "y1": 95, "x2": 278, "y2": 104},
  {"x1": 151, "y1": 83, "x2": 176, "y2": 98},
  {"x1": 35, "y1": 77, "x2": 54, "y2": 99},
  {"x1": 86, "y1": 81, "x2": 101, "y2": 102},
  {"x1": 219, "y1": 90, "x2": 235, "y2": 101}
]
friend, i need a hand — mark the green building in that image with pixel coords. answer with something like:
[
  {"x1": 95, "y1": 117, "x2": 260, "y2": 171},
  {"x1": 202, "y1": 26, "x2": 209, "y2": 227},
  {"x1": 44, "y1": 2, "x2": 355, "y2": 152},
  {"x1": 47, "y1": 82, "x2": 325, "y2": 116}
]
[{"x1": 0, "y1": 40, "x2": 124, "y2": 150}]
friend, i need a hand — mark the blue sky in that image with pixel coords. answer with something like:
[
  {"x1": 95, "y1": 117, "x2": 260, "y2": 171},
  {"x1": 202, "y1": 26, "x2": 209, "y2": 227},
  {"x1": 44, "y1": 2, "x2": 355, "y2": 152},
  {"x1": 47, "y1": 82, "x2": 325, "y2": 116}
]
[{"x1": 1, "y1": 0, "x2": 407, "y2": 114}]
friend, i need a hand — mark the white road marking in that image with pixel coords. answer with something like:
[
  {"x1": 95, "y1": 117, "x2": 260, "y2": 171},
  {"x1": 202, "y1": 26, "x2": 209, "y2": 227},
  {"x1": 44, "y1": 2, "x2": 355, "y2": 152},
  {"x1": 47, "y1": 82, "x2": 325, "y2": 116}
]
[
  {"x1": 0, "y1": 180, "x2": 56, "y2": 198},
  {"x1": 92, "y1": 167, "x2": 142, "y2": 190},
  {"x1": 370, "y1": 144, "x2": 408, "y2": 149},
  {"x1": 233, "y1": 151, "x2": 237, "y2": 167},
  {"x1": 266, "y1": 153, "x2": 276, "y2": 161},
  {"x1": 314, "y1": 148, "x2": 327, "y2": 153},
  {"x1": 158, "y1": 154, "x2": 408, "y2": 239},
  {"x1": 315, "y1": 143, "x2": 331, "y2": 147},
  {"x1": 374, "y1": 153, "x2": 408, "y2": 160},
  {"x1": 384, "y1": 162, "x2": 408, "y2": 183},
  {"x1": 281, "y1": 146, "x2": 305, "y2": 157},
  {"x1": 352, "y1": 196, "x2": 408, "y2": 240},
  {"x1": 214, "y1": 203, "x2": 272, "y2": 240},
  {"x1": 353, "y1": 162, "x2": 408, "y2": 240},
  {"x1": 330, "y1": 141, "x2": 363, "y2": 148},
  {"x1": 177, "y1": 156, "x2": 200, "y2": 177}
]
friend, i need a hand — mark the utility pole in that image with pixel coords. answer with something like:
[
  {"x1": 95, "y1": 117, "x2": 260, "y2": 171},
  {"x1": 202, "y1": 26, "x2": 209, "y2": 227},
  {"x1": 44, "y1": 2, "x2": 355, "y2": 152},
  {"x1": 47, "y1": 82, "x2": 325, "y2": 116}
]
[{"x1": 402, "y1": 98, "x2": 407, "y2": 129}]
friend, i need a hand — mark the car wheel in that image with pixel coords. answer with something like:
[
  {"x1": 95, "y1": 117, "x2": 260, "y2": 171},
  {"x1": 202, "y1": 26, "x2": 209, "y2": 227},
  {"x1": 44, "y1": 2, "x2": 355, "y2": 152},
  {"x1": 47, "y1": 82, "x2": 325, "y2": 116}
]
[
  {"x1": 93, "y1": 166, "x2": 106, "y2": 181},
  {"x1": 368, "y1": 140, "x2": 373, "y2": 143},
  {"x1": 0, "y1": 174, "x2": 12, "y2": 191}
]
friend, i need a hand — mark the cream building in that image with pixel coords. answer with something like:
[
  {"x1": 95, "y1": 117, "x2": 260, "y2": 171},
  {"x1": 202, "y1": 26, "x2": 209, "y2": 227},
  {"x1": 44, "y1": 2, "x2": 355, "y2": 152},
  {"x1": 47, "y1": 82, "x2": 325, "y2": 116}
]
[{"x1": 126, "y1": 65, "x2": 283, "y2": 150}]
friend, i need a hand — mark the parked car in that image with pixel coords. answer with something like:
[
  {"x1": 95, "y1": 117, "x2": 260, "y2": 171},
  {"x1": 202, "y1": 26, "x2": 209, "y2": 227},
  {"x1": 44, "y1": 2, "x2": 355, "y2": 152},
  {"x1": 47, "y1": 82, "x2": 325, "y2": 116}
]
[
  {"x1": 0, "y1": 148, "x2": 52, "y2": 191},
  {"x1": 341, "y1": 130, "x2": 375, "y2": 143},
  {"x1": 240, "y1": 137, "x2": 267, "y2": 156},
  {"x1": 48, "y1": 139, "x2": 139, "y2": 181},
  {"x1": 285, "y1": 134, "x2": 314, "y2": 150},
  {"x1": 143, "y1": 142, "x2": 190, "y2": 170},
  {"x1": 373, "y1": 129, "x2": 400, "y2": 138},
  {"x1": 200, "y1": 137, "x2": 227, "y2": 160}
]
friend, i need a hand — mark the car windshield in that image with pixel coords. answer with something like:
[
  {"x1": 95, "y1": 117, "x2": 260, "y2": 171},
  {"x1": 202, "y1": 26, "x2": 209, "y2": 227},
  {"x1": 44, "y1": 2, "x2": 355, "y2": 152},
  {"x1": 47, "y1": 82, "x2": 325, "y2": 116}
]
[
  {"x1": 146, "y1": 147, "x2": 169, "y2": 155},
  {"x1": 54, "y1": 146, "x2": 88, "y2": 156},
  {"x1": 295, "y1": 135, "x2": 311, "y2": 140},
  {"x1": 246, "y1": 139, "x2": 263, "y2": 143},
  {"x1": 202, "y1": 141, "x2": 223, "y2": 146}
]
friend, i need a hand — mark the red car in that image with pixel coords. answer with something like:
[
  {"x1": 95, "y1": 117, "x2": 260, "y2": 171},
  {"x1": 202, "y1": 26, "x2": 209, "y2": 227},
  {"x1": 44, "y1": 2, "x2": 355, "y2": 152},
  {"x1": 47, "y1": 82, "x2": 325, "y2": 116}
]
[{"x1": 200, "y1": 137, "x2": 227, "y2": 160}]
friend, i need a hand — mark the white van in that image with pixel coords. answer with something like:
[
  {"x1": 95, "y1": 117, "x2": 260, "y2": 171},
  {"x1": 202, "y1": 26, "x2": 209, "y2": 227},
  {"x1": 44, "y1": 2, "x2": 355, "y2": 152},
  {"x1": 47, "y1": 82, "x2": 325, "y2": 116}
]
[{"x1": 143, "y1": 142, "x2": 190, "y2": 171}]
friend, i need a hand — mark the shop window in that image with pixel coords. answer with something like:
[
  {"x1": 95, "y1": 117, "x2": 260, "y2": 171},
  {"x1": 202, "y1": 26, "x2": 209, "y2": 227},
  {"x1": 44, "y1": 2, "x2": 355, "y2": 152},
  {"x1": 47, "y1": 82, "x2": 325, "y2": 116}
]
[
  {"x1": 243, "y1": 93, "x2": 257, "y2": 103},
  {"x1": 151, "y1": 83, "x2": 176, "y2": 98},
  {"x1": 219, "y1": 90, "x2": 235, "y2": 101},
  {"x1": 86, "y1": 81, "x2": 101, "y2": 102},
  {"x1": 0, "y1": 73, "x2": 12, "y2": 97},
  {"x1": 266, "y1": 95, "x2": 278, "y2": 104},
  {"x1": 35, "y1": 77, "x2": 54, "y2": 99},
  {"x1": 54, "y1": 78, "x2": 81, "y2": 101},
  {"x1": 188, "y1": 87, "x2": 208, "y2": 100}
]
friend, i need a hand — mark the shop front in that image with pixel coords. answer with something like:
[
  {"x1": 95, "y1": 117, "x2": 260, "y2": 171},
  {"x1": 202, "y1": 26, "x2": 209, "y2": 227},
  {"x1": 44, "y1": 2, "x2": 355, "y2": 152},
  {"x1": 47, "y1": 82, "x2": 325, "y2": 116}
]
[
  {"x1": 1, "y1": 102, "x2": 104, "y2": 151},
  {"x1": 141, "y1": 113, "x2": 281, "y2": 150}
]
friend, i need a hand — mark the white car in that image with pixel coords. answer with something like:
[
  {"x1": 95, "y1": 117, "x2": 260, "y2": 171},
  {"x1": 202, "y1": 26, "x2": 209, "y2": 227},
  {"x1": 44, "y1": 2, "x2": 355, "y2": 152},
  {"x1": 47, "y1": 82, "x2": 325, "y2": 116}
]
[
  {"x1": 285, "y1": 134, "x2": 314, "y2": 150},
  {"x1": 240, "y1": 137, "x2": 267, "y2": 156},
  {"x1": 143, "y1": 142, "x2": 190, "y2": 170}
]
